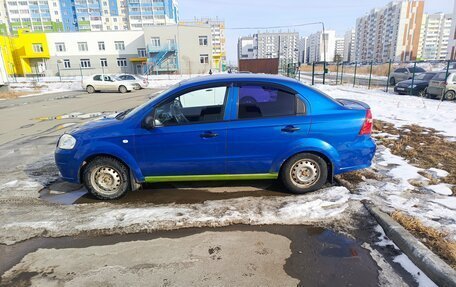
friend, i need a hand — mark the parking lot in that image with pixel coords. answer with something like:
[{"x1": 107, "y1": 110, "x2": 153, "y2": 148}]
[{"x1": 0, "y1": 86, "x2": 446, "y2": 286}]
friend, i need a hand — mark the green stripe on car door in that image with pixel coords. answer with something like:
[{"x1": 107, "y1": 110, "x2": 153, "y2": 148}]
[{"x1": 144, "y1": 173, "x2": 279, "y2": 183}]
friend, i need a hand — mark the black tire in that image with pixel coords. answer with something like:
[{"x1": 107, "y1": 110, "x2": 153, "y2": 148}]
[
  {"x1": 86, "y1": 85, "x2": 95, "y2": 94},
  {"x1": 389, "y1": 77, "x2": 396, "y2": 86},
  {"x1": 119, "y1": 85, "x2": 128, "y2": 93},
  {"x1": 83, "y1": 156, "x2": 130, "y2": 200},
  {"x1": 281, "y1": 153, "x2": 328, "y2": 194},
  {"x1": 418, "y1": 88, "x2": 426, "y2": 98},
  {"x1": 444, "y1": 91, "x2": 456, "y2": 101}
]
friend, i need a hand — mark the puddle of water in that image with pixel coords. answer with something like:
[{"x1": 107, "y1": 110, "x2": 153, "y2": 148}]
[{"x1": 0, "y1": 225, "x2": 379, "y2": 286}]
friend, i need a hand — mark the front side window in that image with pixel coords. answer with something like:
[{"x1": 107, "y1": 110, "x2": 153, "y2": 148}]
[
  {"x1": 93, "y1": 75, "x2": 102, "y2": 81},
  {"x1": 237, "y1": 85, "x2": 298, "y2": 119},
  {"x1": 154, "y1": 86, "x2": 228, "y2": 126}
]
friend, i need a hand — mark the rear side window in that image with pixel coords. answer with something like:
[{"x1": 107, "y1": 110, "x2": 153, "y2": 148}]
[
  {"x1": 237, "y1": 85, "x2": 297, "y2": 119},
  {"x1": 93, "y1": 75, "x2": 102, "y2": 81},
  {"x1": 395, "y1": 68, "x2": 406, "y2": 73},
  {"x1": 409, "y1": 67, "x2": 425, "y2": 73},
  {"x1": 433, "y1": 72, "x2": 448, "y2": 81}
]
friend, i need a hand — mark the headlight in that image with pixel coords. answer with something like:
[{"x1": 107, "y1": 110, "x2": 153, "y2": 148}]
[
  {"x1": 408, "y1": 85, "x2": 417, "y2": 88},
  {"x1": 58, "y1": 134, "x2": 76, "y2": 150}
]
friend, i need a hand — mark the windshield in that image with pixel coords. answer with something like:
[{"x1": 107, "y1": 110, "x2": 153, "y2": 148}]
[
  {"x1": 416, "y1": 73, "x2": 436, "y2": 81},
  {"x1": 120, "y1": 84, "x2": 180, "y2": 120}
]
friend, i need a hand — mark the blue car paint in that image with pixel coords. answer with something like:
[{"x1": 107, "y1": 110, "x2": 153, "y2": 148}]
[{"x1": 55, "y1": 74, "x2": 376, "y2": 184}]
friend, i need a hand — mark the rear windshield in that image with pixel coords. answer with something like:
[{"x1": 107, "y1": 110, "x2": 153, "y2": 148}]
[
  {"x1": 409, "y1": 67, "x2": 426, "y2": 73},
  {"x1": 433, "y1": 72, "x2": 448, "y2": 81},
  {"x1": 416, "y1": 73, "x2": 437, "y2": 81}
]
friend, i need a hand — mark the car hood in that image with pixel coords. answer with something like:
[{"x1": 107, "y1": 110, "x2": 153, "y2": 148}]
[
  {"x1": 69, "y1": 116, "x2": 120, "y2": 136},
  {"x1": 397, "y1": 79, "x2": 428, "y2": 86}
]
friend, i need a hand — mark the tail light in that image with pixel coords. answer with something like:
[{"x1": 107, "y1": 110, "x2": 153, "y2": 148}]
[{"x1": 359, "y1": 109, "x2": 373, "y2": 135}]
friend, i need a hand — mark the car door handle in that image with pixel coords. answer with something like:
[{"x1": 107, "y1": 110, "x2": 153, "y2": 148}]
[
  {"x1": 281, "y1": 125, "x2": 300, "y2": 133},
  {"x1": 200, "y1": 131, "x2": 218, "y2": 138}
]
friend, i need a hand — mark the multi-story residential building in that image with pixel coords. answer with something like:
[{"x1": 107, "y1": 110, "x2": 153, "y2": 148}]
[
  {"x1": 4, "y1": 0, "x2": 64, "y2": 34},
  {"x1": 2, "y1": 0, "x2": 178, "y2": 34},
  {"x1": 238, "y1": 36, "x2": 256, "y2": 60},
  {"x1": 343, "y1": 29, "x2": 355, "y2": 63},
  {"x1": 354, "y1": 0, "x2": 424, "y2": 63},
  {"x1": 334, "y1": 37, "x2": 344, "y2": 62},
  {"x1": 127, "y1": 0, "x2": 178, "y2": 30},
  {"x1": 447, "y1": 1, "x2": 456, "y2": 60},
  {"x1": 180, "y1": 18, "x2": 226, "y2": 71},
  {"x1": 298, "y1": 37, "x2": 307, "y2": 64},
  {"x1": 0, "y1": 1, "x2": 9, "y2": 35},
  {"x1": 307, "y1": 30, "x2": 336, "y2": 63},
  {"x1": 238, "y1": 32, "x2": 299, "y2": 67},
  {"x1": 417, "y1": 13, "x2": 452, "y2": 60}
]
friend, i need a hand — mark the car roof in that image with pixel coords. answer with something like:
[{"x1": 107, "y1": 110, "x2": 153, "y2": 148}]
[{"x1": 178, "y1": 73, "x2": 300, "y2": 87}]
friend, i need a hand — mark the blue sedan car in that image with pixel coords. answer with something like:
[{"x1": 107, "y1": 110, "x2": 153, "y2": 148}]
[{"x1": 55, "y1": 74, "x2": 375, "y2": 199}]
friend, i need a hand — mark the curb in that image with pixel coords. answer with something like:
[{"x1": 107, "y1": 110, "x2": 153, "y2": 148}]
[{"x1": 363, "y1": 201, "x2": 456, "y2": 287}]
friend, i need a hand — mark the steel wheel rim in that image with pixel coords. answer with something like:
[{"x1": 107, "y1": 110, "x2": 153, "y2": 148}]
[
  {"x1": 90, "y1": 166, "x2": 122, "y2": 195},
  {"x1": 290, "y1": 159, "x2": 320, "y2": 188}
]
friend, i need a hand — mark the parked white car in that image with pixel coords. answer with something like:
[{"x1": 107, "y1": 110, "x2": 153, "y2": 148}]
[
  {"x1": 116, "y1": 74, "x2": 149, "y2": 89},
  {"x1": 82, "y1": 74, "x2": 140, "y2": 94}
]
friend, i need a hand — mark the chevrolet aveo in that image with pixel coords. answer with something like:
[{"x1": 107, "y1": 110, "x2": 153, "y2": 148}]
[{"x1": 55, "y1": 74, "x2": 376, "y2": 200}]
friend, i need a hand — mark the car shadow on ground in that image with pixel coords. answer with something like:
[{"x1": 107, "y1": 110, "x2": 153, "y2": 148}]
[{"x1": 39, "y1": 179, "x2": 300, "y2": 205}]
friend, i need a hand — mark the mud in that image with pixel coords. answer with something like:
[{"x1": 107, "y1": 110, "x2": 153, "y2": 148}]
[{"x1": 0, "y1": 225, "x2": 381, "y2": 287}]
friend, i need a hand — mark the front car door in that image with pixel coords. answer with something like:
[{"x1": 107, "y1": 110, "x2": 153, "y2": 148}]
[
  {"x1": 225, "y1": 83, "x2": 310, "y2": 175},
  {"x1": 134, "y1": 85, "x2": 232, "y2": 178}
]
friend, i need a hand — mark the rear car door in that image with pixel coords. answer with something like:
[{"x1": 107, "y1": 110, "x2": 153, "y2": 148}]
[
  {"x1": 134, "y1": 85, "x2": 231, "y2": 177},
  {"x1": 226, "y1": 84, "x2": 310, "y2": 174}
]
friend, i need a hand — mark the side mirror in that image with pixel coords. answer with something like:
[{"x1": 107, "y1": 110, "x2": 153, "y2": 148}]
[{"x1": 141, "y1": 115, "x2": 155, "y2": 130}]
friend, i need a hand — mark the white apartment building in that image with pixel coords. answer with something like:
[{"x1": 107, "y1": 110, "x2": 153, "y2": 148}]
[
  {"x1": 335, "y1": 37, "x2": 345, "y2": 62},
  {"x1": 343, "y1": 29, "x2": 355, "y2": 63},
  {"x1": 307, "y1": 30, "x2": 336, "y2": 63},
  {"x1": 238, "y1": 36, "x2": 256, "y2": 60},
  {"x1": 418, "y1": 13, "x2": 452, "y2": 60},
  {"x1": 354, "y1": 0, "x2": 424, "y2": 63},
  {"x1": 180, "y1": 18, "x2": 226, "y2": 71},
  {"x1": 447, "y1": 1, "x2": 456, "y2": 60},
  {"x1": 298, "y1": 37, "x2": 307, "y2": 64},
  {"x1": 255, "y1": 32, "x2": 299, "y2": 66}
]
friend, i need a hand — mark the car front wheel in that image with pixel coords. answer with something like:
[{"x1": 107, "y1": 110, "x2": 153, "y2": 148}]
[
  {"x1": 86, "y1": 85, "x2": 95, "y2": 94},
  {"x1": 281, "y1": 153, "x2": 328, "y2": 194},
  {"x1": 119, "y1": 85, "x2": 128, "y2": 93},
  {"x1": 83, "y1": 156, "x2": 130, "y2": 200}
]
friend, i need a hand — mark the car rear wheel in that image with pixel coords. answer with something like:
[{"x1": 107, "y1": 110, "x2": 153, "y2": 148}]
[
  {"x1": 86, "y1": 85, "x2": 95, "y2": 94},
  {"x1": 389, "y1": 77, "x2": 396, "y2": 86},
  {"x1": 119, "y1": 85, "x2": 128, "y2": 93},
  {"x1": 281, "y1": 153, "x2": 328, "y2": 194},
  {"x1": 83, "y1": 156, "x2": 130, "y2": 200},
  {"x1": 444, "y1": 91, "x2": 456, "y2": 101}
]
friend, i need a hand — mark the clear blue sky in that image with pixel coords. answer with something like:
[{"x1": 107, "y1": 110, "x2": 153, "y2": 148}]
[{"x1": 179, "y1": 0, "x2": 454, "y2": 64}]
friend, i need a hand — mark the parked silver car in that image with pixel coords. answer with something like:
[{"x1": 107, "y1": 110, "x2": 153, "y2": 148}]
[
  {"x1": 426, "y1": 70, "x2": 456, "y2": 100},
  {"x1": 116, "y1": 74, "x2": 149, "y2": 89},
  {"x1": 389, "y1": 66, "x2": 426, "y2": 86},
  {"x1": 82, "y1": 74, "x2": 140, "y2": 94}
]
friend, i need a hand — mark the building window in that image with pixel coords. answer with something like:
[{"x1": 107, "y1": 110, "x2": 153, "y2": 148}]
[
  {"x1": 137, "y1": 48, "x2": 146, "y2": 57},
  {"x1": 199, "y1": 36, "x2": 208, "y2": 46},
  {"x1": 151, "y1": 37, "x2": 160, "y2": 47},
  {"x1": 63, "y1": 59, "x2": 71, "y2": 68},
  {"x1": 78, "y1": 42, "x2": 88, "y2": 52},
  {"x1": 200, "y1": 54, "x2": 209, "y2": 64},
  {"x1": 117, "y1": 58, "x2": 127, "y2": 67},
  {"x1": 32, "y1": 43, "x2": 44, "y2": 53},
  {"x1": 115, "y1": 41, "x2": 125, "y2": 51},
  {"x1": 98, "y1": 41, "x2": 105, "y2": 51},
  {"x1": 100, "y1": 58, "x2": 108, "y2": 67},
  {"x1": 80, "y1": 59, "x2": 91, "y2": 68},
  {"x1": 55, "y1": 42, "x2": 65, "y2": 52}
]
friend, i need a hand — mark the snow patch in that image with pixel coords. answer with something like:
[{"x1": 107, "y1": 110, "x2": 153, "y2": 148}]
[{"x1": 425, "y1": 184, "x2": 453, "y2": 196}]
